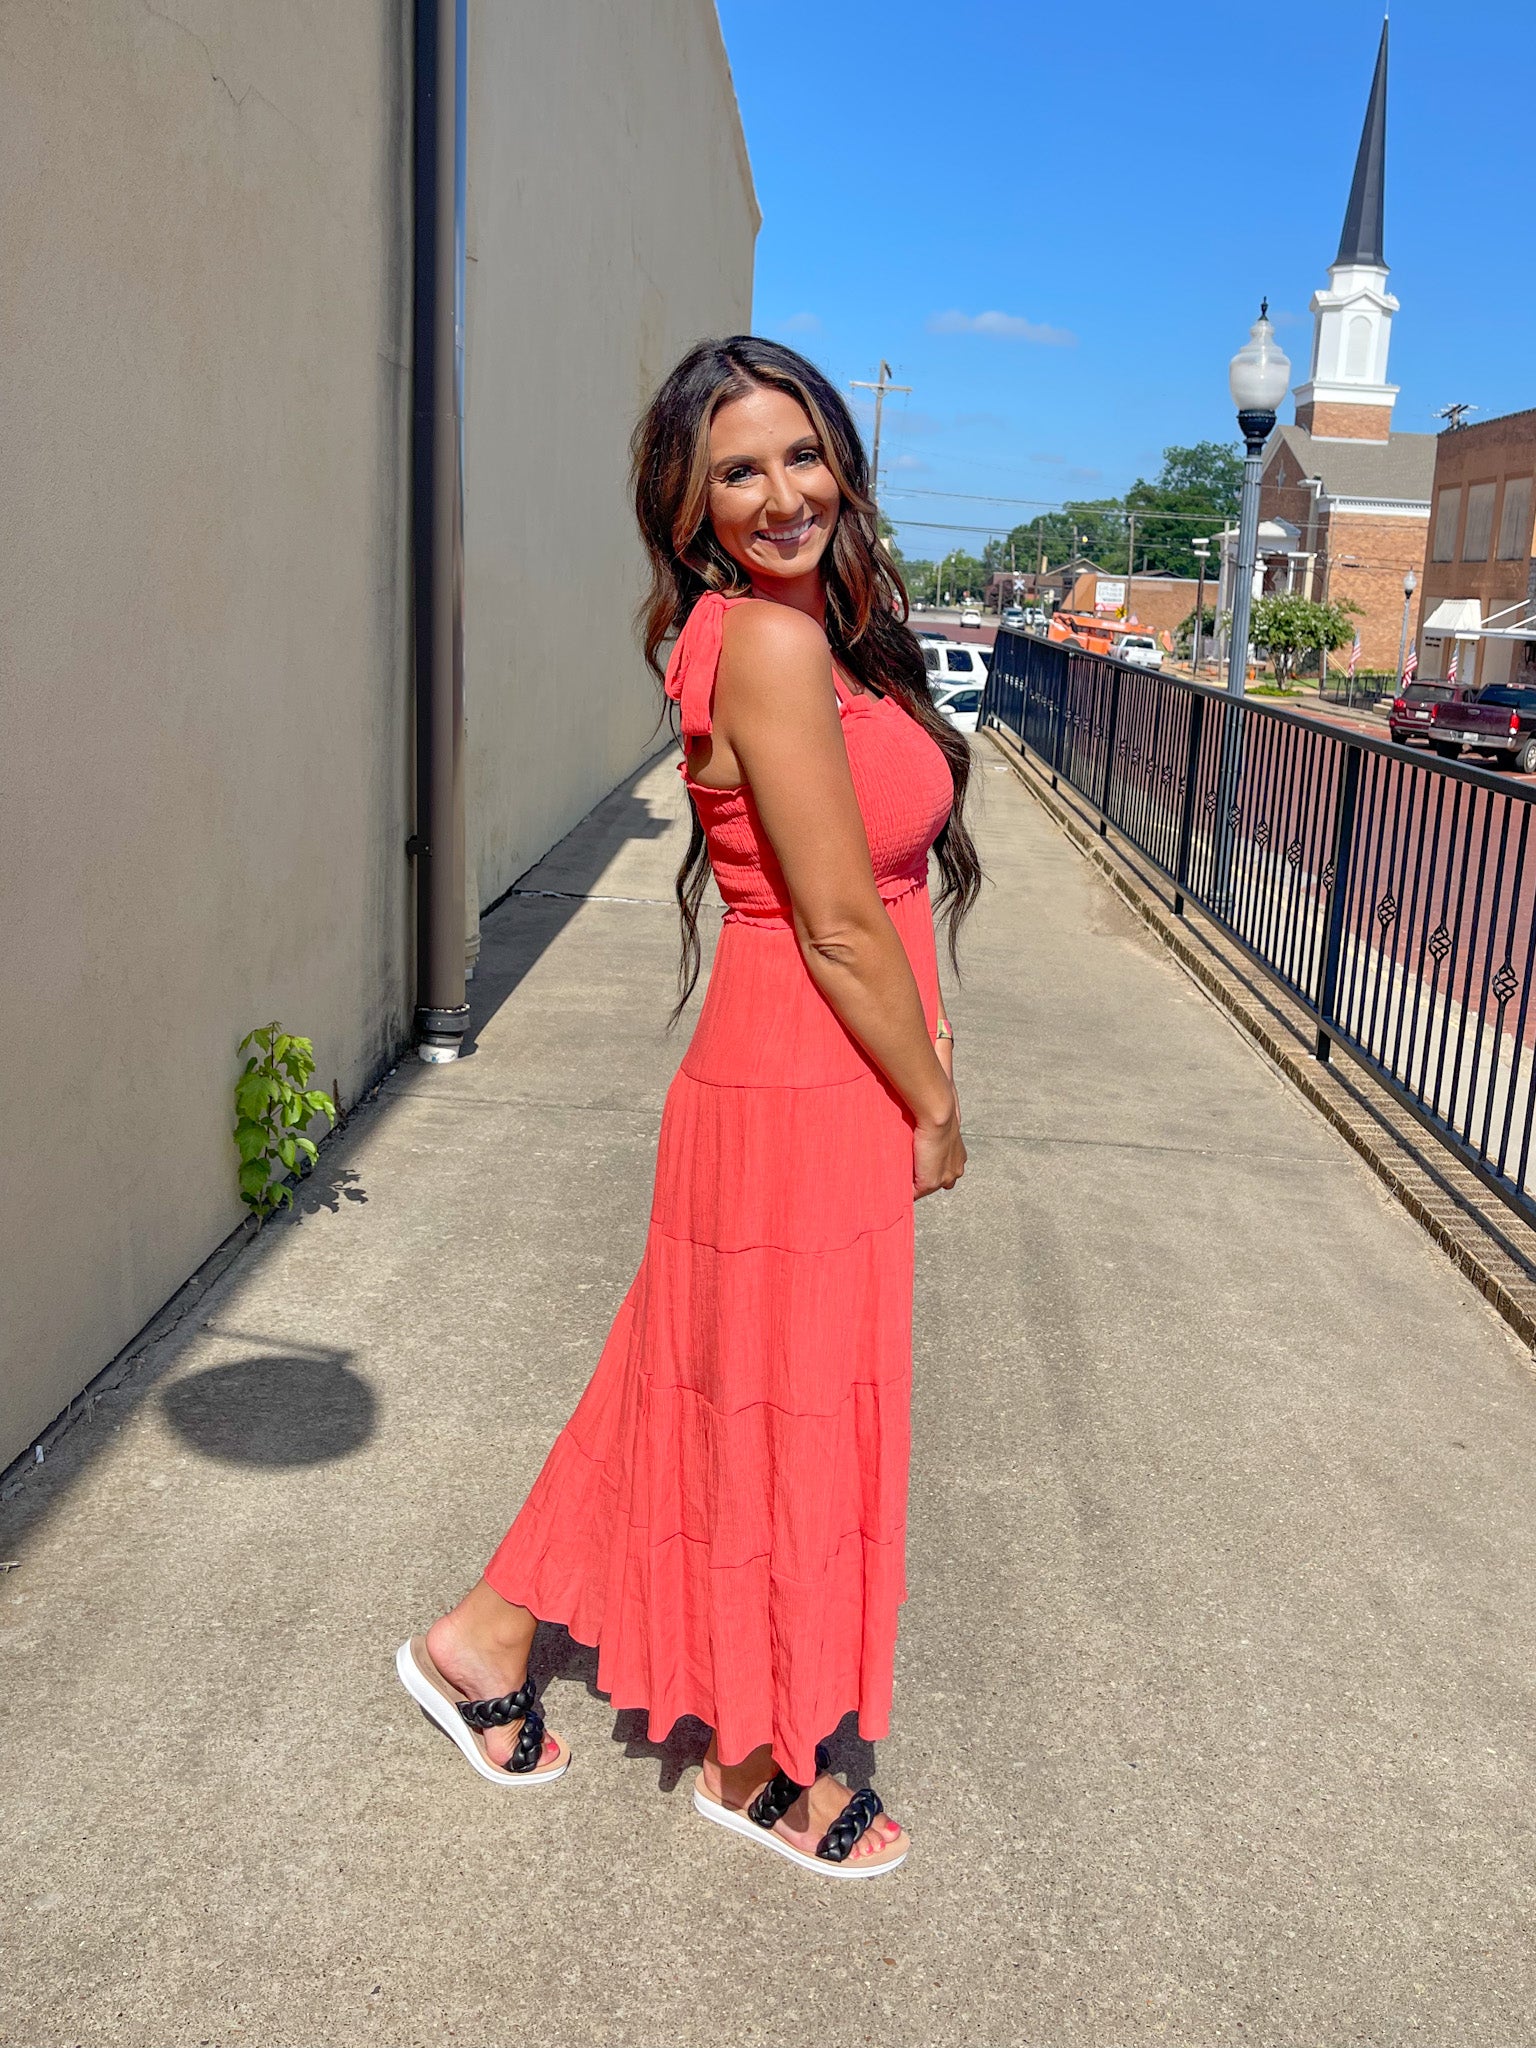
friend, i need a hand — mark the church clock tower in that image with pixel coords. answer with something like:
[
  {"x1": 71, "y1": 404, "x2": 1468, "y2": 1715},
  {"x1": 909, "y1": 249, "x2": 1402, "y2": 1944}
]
[{"x1": 1292, "y1": 21, "x2": 1397, "y2": 444}]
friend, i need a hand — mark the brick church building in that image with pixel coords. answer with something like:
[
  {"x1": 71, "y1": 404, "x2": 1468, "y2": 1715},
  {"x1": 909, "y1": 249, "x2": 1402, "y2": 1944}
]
[{"x1": 1256, "y1": 23, "x2": 1434, "y2": 671}]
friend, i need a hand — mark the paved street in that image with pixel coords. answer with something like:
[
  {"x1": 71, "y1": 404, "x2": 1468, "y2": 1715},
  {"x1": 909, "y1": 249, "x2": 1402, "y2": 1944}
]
[{"x1": 4, "y1": 744, "x2": 1535, "y2": 2046}]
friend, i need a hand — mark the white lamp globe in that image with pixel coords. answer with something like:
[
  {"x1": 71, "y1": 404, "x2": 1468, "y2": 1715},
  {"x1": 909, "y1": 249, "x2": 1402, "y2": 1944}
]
[{"x1": 1229, "y1": 302, "x2": 1291, "y2": 413}]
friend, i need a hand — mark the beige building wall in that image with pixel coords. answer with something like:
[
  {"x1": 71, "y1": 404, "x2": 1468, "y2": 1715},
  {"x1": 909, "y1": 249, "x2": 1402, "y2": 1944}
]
[
  {"x1": 0, "y1": 0, "x2": 757, "y2": 1468},
  {"x1": 0, "y1": 2, "x2": 417, "y2": 1471},
  {"x1": 463, "y1": 0, "x2": 759, "y2": 908}
]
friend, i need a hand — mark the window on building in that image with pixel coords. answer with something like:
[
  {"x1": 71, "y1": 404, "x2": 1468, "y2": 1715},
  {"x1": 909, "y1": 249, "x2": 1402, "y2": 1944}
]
[
  {"x1": 1431, "y1": 487, "x2": 1461, "y2": 563},
  {"x1": 1462, "y1": 481, "x2": 1496, "y2": 562},
  {"x1": 1497, "y1": 477, "x2": 1534, "y2": 561}
]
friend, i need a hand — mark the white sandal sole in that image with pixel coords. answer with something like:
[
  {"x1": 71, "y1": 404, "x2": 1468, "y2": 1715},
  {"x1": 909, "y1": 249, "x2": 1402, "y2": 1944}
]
[
  {"x1": 395, "y1": 1636, "x2": 570, "y2": 1787},
  {"x1": 692, "y1": 1781, "x2": 907, "y2": 1880}
]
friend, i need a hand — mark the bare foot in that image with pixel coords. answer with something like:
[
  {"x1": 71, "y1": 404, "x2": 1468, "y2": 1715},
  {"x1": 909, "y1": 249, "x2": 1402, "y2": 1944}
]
[
  {"x1": 699, "y1": 1739, "x2": 907, "y2": 1867},
  {"x1": 424, "y1": 1581, "x2": 563, "y2": 1773}
]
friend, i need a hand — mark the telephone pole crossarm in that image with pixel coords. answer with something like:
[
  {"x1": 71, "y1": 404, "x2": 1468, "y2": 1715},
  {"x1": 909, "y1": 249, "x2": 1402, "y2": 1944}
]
[{"x1": 849, "y1": 359, "x2": 912, "y2": 501}]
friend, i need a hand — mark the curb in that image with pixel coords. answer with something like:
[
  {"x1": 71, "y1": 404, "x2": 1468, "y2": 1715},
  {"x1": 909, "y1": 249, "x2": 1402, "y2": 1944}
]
[{"x1": 984, "y1": 724, "x2": 1536, "y2": 1357}]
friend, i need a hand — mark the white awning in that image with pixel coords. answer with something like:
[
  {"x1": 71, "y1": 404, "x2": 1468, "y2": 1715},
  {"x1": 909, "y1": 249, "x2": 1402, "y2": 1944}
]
[{"x1": 1421, "y1": 598, "x2": 1483, "y2": 639}]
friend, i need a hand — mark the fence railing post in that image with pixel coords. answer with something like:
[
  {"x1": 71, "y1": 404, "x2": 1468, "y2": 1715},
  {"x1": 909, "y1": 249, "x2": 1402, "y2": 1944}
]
[
  {"x1": 1314, "y1": 741, "x2": 1362, "y2": 1063},
  {"x1": 1098, "y1": 665, "x2": 1122, "y2": 838},
  {"x1": 1172, "y1": 689, "x2": 1204, "y2": 919}
]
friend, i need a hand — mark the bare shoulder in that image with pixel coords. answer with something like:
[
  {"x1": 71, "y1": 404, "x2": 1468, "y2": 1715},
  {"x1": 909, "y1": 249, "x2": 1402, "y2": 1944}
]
[{"x1": 717, "y1": 601, "x2": 834, "y2": 719}]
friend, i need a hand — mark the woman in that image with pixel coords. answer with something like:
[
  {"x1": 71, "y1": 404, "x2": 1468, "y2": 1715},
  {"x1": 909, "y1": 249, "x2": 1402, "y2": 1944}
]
[{"x1": 397, "y1": 335, "x2": 979, "y2": 1880}]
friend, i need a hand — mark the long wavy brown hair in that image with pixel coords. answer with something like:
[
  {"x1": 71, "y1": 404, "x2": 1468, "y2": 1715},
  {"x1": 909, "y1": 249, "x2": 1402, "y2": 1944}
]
[{"x1": 631, "y1": 334, "x2": 983, "y2": 1012}]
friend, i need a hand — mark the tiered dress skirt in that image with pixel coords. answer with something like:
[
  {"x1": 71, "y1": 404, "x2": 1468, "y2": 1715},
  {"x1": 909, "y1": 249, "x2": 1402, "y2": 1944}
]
[{"x1": 485, "y1": 877, "x2": 940, "y2": 1784}]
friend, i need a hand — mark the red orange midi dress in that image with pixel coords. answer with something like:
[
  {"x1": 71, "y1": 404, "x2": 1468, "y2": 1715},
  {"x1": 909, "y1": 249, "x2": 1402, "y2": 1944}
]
[{"x1": 484, "y1": 592, "x2": 954, "y2": 1785}]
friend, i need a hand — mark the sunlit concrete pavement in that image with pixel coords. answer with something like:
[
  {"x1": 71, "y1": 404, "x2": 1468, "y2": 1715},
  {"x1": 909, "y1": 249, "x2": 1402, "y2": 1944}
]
[{"x1": 4, "y1": 743, "x2": 1535, "y2": 2047}]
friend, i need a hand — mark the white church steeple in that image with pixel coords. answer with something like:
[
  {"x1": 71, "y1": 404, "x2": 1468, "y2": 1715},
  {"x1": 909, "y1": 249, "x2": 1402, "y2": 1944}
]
[{"x1": 1292, "y1": 21, "x2": 1398, "y2": 444}]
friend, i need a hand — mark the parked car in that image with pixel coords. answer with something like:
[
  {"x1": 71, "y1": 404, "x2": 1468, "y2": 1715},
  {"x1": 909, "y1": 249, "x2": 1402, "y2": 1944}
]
[
  {"x1": 922, "y1": 640, "x2": 989, "y2": 689},
  {"x1": 1389, "y1": 681, "x2": 1474, "y2": 750},
  {"x1": 1429, "y1": 684, "x2": 1536, "y2": 772},
  {"x1": 1000, "y1": 606, "x2": 1027, "y2": 628},
  {"x1": 933, "y1": 682, "x2": 982, "y2": 734},
  {"x1": 1117, "y1": 632, "x2": 1163, "y2": 670},
  {"x1": 1023, "y1": 607, "x2": 1047, "y2": 627},
  {"x1": 959, "y1": 608, "x2": 982, "y2": 627}
]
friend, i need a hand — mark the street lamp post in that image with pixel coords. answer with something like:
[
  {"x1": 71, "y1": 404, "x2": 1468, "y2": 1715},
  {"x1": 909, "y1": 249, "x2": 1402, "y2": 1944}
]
[
  {"x1": 1191, "y1": 538, "x2": 1210, "y2": 676},
  {"x1": 1213, "y1": 304, "x2": 1290, "y2": 915},
  {"x1": 1395, "y1": 568, "x2": 1417, "y2": 687},
  {"x1": 1226, "y1": 301, "x2": 1291, "y2": 696}
]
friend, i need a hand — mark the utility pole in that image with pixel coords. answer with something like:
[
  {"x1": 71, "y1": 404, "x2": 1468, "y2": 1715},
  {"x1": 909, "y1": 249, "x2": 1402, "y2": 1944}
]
[
  {"x1": 849, "y1": 360, "x2": 912, "y2": 501},
  {"x1": 1124, "y1": 511, "x2": 1138, "y2": 624}
]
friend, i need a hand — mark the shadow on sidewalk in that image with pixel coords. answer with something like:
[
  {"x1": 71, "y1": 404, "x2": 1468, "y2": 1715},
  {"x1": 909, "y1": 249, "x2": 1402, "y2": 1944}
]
[
  {"x1": 458, "y1": 744, "x2": 680, "y2": 1061},
  {"x1": 161, "y1": 1339, "x2": 375, "y2": 1468},
  {"x1": 527, "y1": 1623, "x2": 880, "y2": 1796}
]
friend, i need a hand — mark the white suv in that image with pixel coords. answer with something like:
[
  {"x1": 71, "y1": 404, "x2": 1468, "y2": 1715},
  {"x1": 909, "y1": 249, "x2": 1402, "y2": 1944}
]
[
  {"x1": 934, "y1": 682, "x2": 982, "y2": 734},
  {"x1": 922, "y1": 640, "x2": 989, "y2": 689}
]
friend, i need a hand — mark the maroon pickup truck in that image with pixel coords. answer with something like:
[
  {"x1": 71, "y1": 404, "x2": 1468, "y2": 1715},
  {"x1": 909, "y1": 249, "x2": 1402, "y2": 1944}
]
[
  {"x1": 1390, "y1": 681, "x2": 1473, "y2": 750},
  {"x1": 1428, "y1": 685, "x2": 1536, "y2": 774}
]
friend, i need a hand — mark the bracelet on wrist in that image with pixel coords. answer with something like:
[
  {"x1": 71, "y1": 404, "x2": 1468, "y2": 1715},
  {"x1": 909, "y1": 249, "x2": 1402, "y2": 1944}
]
[{"x1": 935, "y1": 1018, "x2": 954, "y2": 1043}]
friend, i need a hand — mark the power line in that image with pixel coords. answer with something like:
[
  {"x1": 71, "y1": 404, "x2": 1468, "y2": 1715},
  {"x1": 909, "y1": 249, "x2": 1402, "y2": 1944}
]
[
  {"x1": 886, "y1": 486, "x2": 1095, "y2": 508},
  {"x1": 889, "y1": 519, "x2": 1015, "y2": 537},
  {"x1": 884, "y1": 486, "x2": 1240, "y2": 524}
]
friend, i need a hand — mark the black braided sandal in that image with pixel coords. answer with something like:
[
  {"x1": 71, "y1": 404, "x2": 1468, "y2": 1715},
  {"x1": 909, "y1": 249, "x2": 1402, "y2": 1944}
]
[
  {"x1": 692, "y1": 1765, "x2": 907, "y2": 1880},
  {"x1": 395, "y1": 1635, "x2": 569, "y2": 1786}
]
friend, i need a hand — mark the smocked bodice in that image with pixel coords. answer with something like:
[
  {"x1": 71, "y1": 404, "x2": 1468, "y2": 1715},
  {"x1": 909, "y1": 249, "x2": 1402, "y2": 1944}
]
[{"x1": 664, "y1": 593, "x2": 953, "y2": 926}]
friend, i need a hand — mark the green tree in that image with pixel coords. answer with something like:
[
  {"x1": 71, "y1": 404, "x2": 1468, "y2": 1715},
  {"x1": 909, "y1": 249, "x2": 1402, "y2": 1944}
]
[
  {"x1": 938, "y1": 551, "x2": 988, "y2": 602},
  {"x1": 1249, "y1": 593, "x2": 1359, "y2": 685},
  {"x1": 1002, "y1": 498, "x2": 1127, "y2": 573},
  {"x1": 903, "y1": 559, "x2": 938, "y2": 604},
  {"x1": 1124, "y1": 441, "x2": 1242, "y2": 577},
  {"x1": 1175, "y1": 606, "x2": 1218, "y2": 656}
]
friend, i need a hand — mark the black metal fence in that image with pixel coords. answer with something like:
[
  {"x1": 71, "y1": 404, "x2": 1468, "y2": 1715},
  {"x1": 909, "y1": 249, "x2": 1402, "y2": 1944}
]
[{"x1": 982, "y1": 627, "x2": 1536, "y2": 1224}]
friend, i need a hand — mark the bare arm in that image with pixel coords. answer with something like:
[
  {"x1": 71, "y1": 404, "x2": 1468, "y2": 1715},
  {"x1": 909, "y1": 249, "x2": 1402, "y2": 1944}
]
[{"x1": 713, "y1": 604, "x2": 963, "y2": 1193}]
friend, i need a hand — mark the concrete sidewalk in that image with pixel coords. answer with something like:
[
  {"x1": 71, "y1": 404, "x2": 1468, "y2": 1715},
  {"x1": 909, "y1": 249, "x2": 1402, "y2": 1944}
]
[{"x1": 4, "y1": 746, "x2": 1535, "y2": 2046}]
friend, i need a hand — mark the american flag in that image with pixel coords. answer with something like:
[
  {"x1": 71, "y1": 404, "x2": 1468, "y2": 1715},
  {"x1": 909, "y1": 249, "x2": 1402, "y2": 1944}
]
[
  {"x1": 1447, "y1": 647, "x2": 1459, "y2": 684},
  {"x1": 1348, "y1": 633, "x2": 1361, "y2": 678},
  {"x1": 1404, "y1": 643, "x2": 1418, "y2": 681}
]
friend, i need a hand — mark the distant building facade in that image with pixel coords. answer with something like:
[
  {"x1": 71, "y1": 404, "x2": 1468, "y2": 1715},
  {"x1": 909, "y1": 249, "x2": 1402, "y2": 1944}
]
[
  {"x1": 1256, "y1": 22, "x2": 1432, "y2": 672},
  {"x1": 1416, "y1": 410, "x2": 1536, "y2": 689}
]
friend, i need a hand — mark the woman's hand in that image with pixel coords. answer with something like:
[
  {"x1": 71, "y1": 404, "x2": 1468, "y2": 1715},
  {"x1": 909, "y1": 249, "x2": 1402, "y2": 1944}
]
[{"x1": 913, "y1": 1093, "x2": 966, "y2": 1199}]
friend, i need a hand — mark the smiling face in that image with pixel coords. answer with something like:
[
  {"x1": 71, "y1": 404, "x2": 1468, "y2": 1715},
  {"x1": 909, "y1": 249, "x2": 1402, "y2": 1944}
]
[{"x1": 704, "y1": 383, "x2": 842, "y2": 599}]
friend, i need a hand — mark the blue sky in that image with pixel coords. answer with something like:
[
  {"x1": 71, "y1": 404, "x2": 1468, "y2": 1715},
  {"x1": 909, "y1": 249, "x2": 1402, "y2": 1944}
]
[{"x1": 716, "y1": 0, "x2": 1536, "y2": 562}]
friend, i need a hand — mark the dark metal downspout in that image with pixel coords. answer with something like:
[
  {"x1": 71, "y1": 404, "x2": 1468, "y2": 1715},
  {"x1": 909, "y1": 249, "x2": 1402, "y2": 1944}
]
[{"x1": 410, "y1": 0, "x2": 469, "y2": 1063}]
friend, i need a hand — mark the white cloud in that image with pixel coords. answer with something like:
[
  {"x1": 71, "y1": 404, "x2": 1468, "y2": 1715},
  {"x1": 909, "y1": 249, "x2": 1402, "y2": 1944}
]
[
  {"x1": 891, "y1": 452, "x2": 930, "y2": 473},
  {"x1": 927, "y1": 309, "x2": 1076, "y2": 347},
  {"x1": 776, "y1": 311, "x2": 822, "y2": 335}
]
